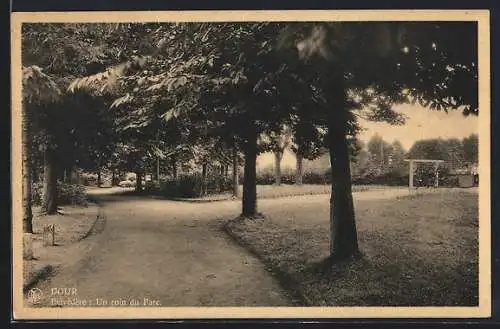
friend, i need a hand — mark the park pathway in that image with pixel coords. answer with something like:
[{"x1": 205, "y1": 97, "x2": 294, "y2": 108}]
[
  {"x1": 33, "y1": 193, "x2": 294, "y2": 307},
  {"x1": 32, "y1": 187, "x2": 414, "y2": 308}
]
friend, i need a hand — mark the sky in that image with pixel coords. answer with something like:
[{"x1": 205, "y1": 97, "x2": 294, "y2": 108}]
[
  {"x1": 357, "y1": 103, "x2": 479, "y2": 151},
  {"x1": 257, "y1": 104, "x2": 479, "y2": 169}
]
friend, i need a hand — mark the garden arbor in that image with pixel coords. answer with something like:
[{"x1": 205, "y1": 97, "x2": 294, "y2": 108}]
[{"x1": 404, "y1": 159, "x2": 445, "y2": 188}]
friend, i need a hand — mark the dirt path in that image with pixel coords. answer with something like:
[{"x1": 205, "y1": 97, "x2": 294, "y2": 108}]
[
  {"x1": 32, "y1": 195, "x2": 294, "y2": 307},
  {"x1": 29, "y1": 186, "x2": 439, "y2": 308}
]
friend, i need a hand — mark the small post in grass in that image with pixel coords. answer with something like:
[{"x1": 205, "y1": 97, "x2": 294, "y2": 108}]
[{"x1": 43, "y1": 224, "x2": 55, "y2": 246}]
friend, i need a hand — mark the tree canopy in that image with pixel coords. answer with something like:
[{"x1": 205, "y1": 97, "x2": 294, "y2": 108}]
[{"x1": 22, "y1": 21, "x2": 479, "y2": 258}]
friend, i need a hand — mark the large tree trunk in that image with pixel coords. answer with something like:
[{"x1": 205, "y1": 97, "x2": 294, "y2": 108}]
[
  {"x1": 274, "y1": 151, "x2": 283, "y2": 186},
  {"x1": 22, "y1": 109, "x2": 33, "y2": 233},
  {"x1": 295, "y1": 152, "x2": 304, "y2": 185},
  {"x1": 242, "y1": 121, "x2": 258, "y2": 217},
  {"x1": 63, "y1": 165, "x2": 72, "y2": 184},
  {"x1": 172, "y1": 156, "x2": 178, "y2": 179},
  {"x1": 111, "y1": 170, "x2": 117, "y2": 186},
  {"x1": 326, "y1": 71, "x2": 359, "y2": 260},
  {"x1": 42, "y1": 147, "x2": 58, "y2": 215},
  {"x1": 135, "y1": 170, "x2": 143, "y2": 193},
  {"x1": 201, "y1": 163, "x2": 208, "y2": 196},
  {"x1": 32, "y1": 163, "x2": 39, "y2": 184},
  {"x1": 232, "y1": 145, "x2": 239, "y2": 198},
  {"x1": 97, "y1": 169, "x2": 102, "y2": 187},
  {"x1": 156, "y1": 157, "x2": 160, "y2": 181}
]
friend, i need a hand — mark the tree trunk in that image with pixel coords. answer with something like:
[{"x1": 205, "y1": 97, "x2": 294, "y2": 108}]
[
  {"x1": 201, "y1": 163, "x2": 208, "y2": 196},
  {"x1": 111, "y1": 170, "x2": 116, "y2": 186},
  {"x1": 135, "y1": 170, "x2": 142, "y2": 193},
  {"x1": 172, "y1": 157, "x2": 178, "y2": 179},
  {"x1": 42, "y1": 147, "x2": 58, "y2": 215},
  {"x1": 65, "y1": 165, "x2": 73, "y2": 183},
  {"x1": 242, "y1": 122, "x2": 258, "y2": 217},
  {"x1": 326, "y1": 71, "x2": 359, "y2": 260},
  {"x1": 274, "y1": 151, "x2": 283, "y2": 186},
  {"x1": 22, "y1": 108, "x2": 33, "y2": 233},
  {"x1": 60, "y1": 164, "x2": 67, "y2": 182},
  {"x1": 32, "y1": 163, "x2": 39, "y2": 184},
  {"x1": 232, "y1": 145, "x2": 239, "y2": 198},
  {"x1": 97, "y1": 170, "x2": 102, "y2": 187},
  {"x1": 296, "y1": 153, "x2": 304, "y2": 185},
  {"x1": 156, "y1": 157, "x2": 160, "y2": 181}
]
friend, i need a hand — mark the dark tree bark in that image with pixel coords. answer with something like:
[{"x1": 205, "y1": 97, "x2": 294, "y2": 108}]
[
  {"x1": 61, "y1": 168, "x2": 66, "y2": 183},
  {"x1": 22, "y1": 108, "x2": 33, "y2": 233},
  {"x1": 296, "y1": 152, "x2": 304, "y2": 185},
  {"x1": 32, "y1": 164, "x2": 39, "y2": 184},
  {"x1": 156, "y1": 157, "x2": 160, "y2": 181},
  {"x1": 42, "y1": 147, "x2": 58, "y2": 215},
  {"x1": 97, "y1": 170, "x2": 102, "y2": 187},
  {"x1": 232, "y1": 145, "x2": 239, "y2": 198},
  {"x1": 172, "y1": 156, "x2": 178, "y2": 179},
  {"x1": 325, "y1": 69, "x2": 359, "y2": 260},
  {"x1": 242, "y1": 121, "x2": 258, "y2": 217},
  {"x1": 63, "y1": 165, "x2": 72, "y2": 183},
  {"x1": 274, "y1": 151, "x2": 283, "y2": 185},
  {"x1": 201, "y1": 162, "x2": 208, "y2": 196},
  {"x1": 111, "y1": 170, "x2": 117, "y2": 186},
  {"x1": 135, "y1": 170, "x2": 143, "y2": 193}
]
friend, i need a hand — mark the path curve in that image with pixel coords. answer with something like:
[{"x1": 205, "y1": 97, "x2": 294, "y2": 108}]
[
  {"x1": 33, "y1": 194, "x2": 294, "y2": 307},
  {"x1": 31, "y1": 187, "x2": 420, "y2": 308}
]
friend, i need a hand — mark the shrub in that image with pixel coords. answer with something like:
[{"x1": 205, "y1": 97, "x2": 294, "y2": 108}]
[
  {"x1": 440, "y1": 174, "x2": 459, "y2": 187},
  {"x1": 32, "y1": 181, "x2": 88, "y2": 206},
  {"x1": 302, "y1": 170, "x2": 331, "y2": 185},
  {"x1": 144, "y1": 180, "x2": 160, "y2": 192},
  {"x1": 32, "y1": 181, "x2": 44, "y2": 206},
  {"x1": 253, "y1": 167, "x2": 332, "y2": 185},
  {"x1": 352, "y1": 171, "x2": 408, "y2": 186},
  {"x1": 255, "y1": 172, "x2": 276, "y2": 185},
  {"x1": 80, "y1": 172, "x2": 98, "y2": 186},
  {"x1": 160, "y1": 173, "x2": 233, "y2": 198},
  {"x1": 118, "y1": 180, "x2": 135, "y2": 188},
  {"x1": 58, "y1": 183, "x2": 88, "y2": 206}
]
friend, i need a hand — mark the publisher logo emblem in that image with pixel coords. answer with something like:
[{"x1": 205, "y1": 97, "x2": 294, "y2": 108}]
[{"x1": 27, "y1": 288, "x2": 43, "y2": 304}]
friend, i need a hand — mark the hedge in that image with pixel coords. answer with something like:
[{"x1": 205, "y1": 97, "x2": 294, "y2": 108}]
[{"x1": 32, "y1": 181, "x2": 88, "y2": 206}]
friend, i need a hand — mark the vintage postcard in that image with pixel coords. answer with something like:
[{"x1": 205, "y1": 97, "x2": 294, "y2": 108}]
[{"x1": 11, "y1": 10, "x2": 491, "y2": 320}]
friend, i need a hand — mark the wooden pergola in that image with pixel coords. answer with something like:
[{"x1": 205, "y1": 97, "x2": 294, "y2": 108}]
[{"x1": 404, "y1": 159, "x2": 445, "y2": 188}]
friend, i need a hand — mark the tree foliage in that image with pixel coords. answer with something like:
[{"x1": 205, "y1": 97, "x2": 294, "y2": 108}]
[{"x1": 23, "y1": 21, "x2": 478, "y2": 257}]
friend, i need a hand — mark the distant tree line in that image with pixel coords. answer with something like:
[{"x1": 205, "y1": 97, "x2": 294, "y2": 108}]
[{"x1": 350, "y1": 133, "x2": 478, "y2": 186}]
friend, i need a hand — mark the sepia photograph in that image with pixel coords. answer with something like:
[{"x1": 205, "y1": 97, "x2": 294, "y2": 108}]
[{"x1": 11, "y1": 10, "x2": 491, "y2": 319}]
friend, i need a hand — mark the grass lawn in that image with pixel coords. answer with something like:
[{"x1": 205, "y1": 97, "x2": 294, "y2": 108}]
[
  {"x1": 225, "y1": 189, "x2": 479, "y2": 306},
  {"x1": 23, "y1": 204, "x2": 101, "y2": 289},
  {"x1": 121, "y1": 183, "x2": 395, "y2": 201},
  {"x1": 250, "y1": 184, "x2": 381, "y2": 199}
]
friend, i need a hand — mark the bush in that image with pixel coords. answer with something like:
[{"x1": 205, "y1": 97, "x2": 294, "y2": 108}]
[
  {"x1": 80, "y1": 173, "x2": 98, "y2": 186},
  {"x1": 303, "y1": 170, "x2": 331, "y2": 185},
  {"x1": 352, "y1": 171, "x2": 409, "y2": 186},
  {"x1": 32, "y1": 181, "x2": 44, "y2": 206},
  {"x1": 118, "y1": 180, "x2": 136, "y2": 188},
  {"x1": 58, "y1": 183, "x2": 88, "y2": 206},
  {"x1": 160, "y1": 173, "x2": 233, "y2": 198},
  {"x1": 440, "y1": 174, "x2": 459, "y2": 187},
  {"x1": 32, "y1": 181, "x2": 88, "y2": 206},
  {"x1": 255, "y1": 172, "x2": 277, "y2": 185},
  {"x1": 144, "y1": 180, "x2": 160, "y2": 192}
]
